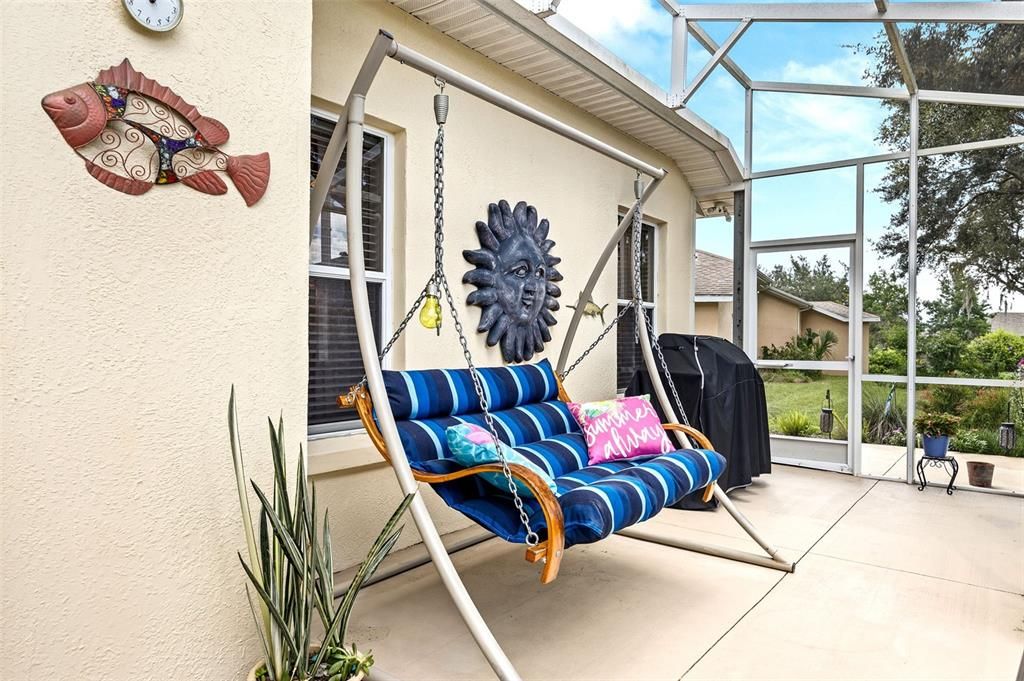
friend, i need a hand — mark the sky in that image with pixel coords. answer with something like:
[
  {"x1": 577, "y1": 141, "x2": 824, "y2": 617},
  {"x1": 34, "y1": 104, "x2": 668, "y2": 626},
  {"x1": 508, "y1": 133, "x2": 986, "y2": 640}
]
[{"x1": 552, "y1": 0, "x2": 1023, "y2": 313}]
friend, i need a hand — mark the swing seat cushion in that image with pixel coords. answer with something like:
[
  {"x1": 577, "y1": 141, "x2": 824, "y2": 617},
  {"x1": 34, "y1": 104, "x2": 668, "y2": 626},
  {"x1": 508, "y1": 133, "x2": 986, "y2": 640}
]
[
  {"x1": 547, "y1": 448, "x2": 725, "y2": 545},
  {"x1": 378, "y1": 359, "x2": 727, "y2": 548}
]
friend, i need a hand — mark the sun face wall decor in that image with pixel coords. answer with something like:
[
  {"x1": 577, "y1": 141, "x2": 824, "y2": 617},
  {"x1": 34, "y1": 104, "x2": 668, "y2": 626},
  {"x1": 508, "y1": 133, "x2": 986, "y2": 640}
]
[
  {"x1": 40, "y1": 58, "x2": 270, "y2": 206},
  {"x1": 463, "y1": 200, "x2": 562, "y2": 364}
]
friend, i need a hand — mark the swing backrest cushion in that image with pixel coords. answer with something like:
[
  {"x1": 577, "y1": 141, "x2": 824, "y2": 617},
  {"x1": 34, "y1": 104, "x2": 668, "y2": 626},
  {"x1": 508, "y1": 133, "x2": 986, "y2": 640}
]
[{"x1": 379, "y1": 358, "x2": 584, "y2": 477}]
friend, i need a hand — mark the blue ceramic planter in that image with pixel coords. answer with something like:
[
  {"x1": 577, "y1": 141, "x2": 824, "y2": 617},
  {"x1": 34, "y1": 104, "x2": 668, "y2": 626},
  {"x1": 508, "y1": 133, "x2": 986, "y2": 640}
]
[{"x1": 922, "y1": 434, "x2": 950, "y2": 458}]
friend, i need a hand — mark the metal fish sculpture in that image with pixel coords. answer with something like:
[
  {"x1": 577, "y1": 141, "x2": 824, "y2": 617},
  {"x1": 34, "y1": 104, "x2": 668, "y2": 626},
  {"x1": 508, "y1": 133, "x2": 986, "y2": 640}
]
[
  {"x1": 568, "y1": 292, "x2": 609, "y2": 324},
  {"x1": 41, "y1": 59, "x2": 270, "y2": 206}
]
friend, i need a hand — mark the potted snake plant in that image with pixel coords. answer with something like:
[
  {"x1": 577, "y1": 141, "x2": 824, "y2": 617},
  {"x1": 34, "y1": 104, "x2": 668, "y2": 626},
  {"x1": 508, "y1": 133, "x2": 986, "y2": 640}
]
[{"x1": 229, "y1": 388, "x2": 413, "y2": 681}]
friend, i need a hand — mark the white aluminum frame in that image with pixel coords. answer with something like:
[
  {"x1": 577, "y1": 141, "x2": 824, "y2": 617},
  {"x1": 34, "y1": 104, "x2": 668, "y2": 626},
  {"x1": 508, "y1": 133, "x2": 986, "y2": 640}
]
[
  {"x1": 750, "y1": 237, "x2": 859, "y2": 472},
  {"x1": 312, "y1": 29, "x2": 793, "y2": 681},
  {"x1": 650, "y1": 1, "x2": 1023, "y2": 485}
]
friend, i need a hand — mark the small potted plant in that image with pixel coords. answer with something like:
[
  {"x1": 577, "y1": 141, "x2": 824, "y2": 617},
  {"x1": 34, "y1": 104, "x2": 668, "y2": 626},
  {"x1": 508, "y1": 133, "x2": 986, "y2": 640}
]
[
  {"x1": 228, "y1": 388, "x2": 413, "y2": 681},
  {"x1": 914, "y1": 411, "x2": 960, "y2": 458}
]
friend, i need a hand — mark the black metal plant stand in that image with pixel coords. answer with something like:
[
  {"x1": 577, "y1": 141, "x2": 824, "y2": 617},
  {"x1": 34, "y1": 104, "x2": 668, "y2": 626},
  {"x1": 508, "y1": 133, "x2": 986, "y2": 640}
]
[{"x1": 917, "y1": 455, "x2": 959, "y2": 495}]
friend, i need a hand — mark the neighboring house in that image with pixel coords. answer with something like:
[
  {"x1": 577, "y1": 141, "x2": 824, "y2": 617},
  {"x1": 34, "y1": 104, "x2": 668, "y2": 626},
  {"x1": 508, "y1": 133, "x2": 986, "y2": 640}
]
[
  {"x1": 991, "y1": 312, "x2": 1024, "y2": 335},
  {"x1": 694, "y1": 250, "x2": 879, "y2": 369}
]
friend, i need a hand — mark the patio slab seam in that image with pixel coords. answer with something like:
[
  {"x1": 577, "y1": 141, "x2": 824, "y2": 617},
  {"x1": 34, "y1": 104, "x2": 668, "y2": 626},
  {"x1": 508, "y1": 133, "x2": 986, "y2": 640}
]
[
  {"x1": 678, "y1": 475, "x2": 884, "y2": 679},
  {"x1": 804, "y1": 551, "x2": 1024, "y2": 596}
]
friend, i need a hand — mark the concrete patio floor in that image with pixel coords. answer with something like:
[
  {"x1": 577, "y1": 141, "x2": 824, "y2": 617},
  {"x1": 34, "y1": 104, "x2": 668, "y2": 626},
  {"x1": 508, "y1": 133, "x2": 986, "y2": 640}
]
[
  {"x1": 862, "y1": 443, "x2": 1024, "y2": 494},
  {"x1": 349, "y1": 465, "x2": 1024, "y2": 681}
]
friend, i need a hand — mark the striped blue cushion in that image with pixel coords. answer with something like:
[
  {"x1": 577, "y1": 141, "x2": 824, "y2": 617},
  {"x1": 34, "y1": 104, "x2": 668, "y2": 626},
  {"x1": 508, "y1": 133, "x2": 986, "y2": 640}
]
[
  {"x1": 433, "y1": 448, "x2": 726, "y2": 547},
  {"x1": 395, "y1": 400, "x2": 579, "y2": 471},
  {"x1": 382, "y1": 359, "x2": 559, "y2": 421},
  {"x1": 550, "y1": 449, "x2": 727, "y2": 545},
  {"x1": 377, "y1": 359, "x2": 725, "y2": 550}
]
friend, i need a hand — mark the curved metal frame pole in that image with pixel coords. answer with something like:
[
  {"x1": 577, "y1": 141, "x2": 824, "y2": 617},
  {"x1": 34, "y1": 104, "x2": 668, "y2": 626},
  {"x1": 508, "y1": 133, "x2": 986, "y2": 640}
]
[
  {"x1": 556, "y1": 177, "x2": 665, "y2": 374},
  {"x1": 634, "y1": 268, "x2": 790, "y2": 569},
  {"x1": 343, "y1": 96, "x2": 522, "y2": 681}
]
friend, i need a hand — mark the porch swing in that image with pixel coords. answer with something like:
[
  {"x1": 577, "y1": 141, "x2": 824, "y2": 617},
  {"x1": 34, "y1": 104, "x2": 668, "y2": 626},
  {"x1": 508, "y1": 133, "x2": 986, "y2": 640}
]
[{"x1": 313, "y1": 30, "x2": 792, "y2": 681}]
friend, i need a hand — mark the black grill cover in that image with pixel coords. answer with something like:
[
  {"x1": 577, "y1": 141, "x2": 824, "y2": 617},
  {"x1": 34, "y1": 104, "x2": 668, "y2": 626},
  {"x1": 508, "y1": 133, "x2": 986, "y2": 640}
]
[{"x1": 627, "y1": 334, "x2": 771, "y2": 509}]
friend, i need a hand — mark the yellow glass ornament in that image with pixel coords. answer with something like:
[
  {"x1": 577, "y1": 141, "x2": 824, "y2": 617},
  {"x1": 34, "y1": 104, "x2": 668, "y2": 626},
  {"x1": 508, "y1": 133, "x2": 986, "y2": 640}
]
[{"x1": 419, "y1": 283, "x2": 442, "y2": 334}]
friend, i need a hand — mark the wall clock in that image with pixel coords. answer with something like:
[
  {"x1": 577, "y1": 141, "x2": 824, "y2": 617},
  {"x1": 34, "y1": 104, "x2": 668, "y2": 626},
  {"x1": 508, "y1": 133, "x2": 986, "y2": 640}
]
[{"x1": 122, "y1": 0, "x2": 183, "y2": 32}]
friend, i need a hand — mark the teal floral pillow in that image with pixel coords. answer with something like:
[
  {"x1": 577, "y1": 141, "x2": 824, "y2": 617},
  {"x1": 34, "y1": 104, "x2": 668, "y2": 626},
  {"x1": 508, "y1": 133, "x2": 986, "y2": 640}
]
[{"x1": 445, "y1": 423, "x2": 558, "y2": 498}]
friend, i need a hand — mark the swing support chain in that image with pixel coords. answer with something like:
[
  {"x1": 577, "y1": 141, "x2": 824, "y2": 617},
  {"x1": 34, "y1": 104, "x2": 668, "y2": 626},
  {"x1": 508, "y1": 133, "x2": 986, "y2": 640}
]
[{"x1": 428, "y1": 83, "x2": 540, "y2": 547}]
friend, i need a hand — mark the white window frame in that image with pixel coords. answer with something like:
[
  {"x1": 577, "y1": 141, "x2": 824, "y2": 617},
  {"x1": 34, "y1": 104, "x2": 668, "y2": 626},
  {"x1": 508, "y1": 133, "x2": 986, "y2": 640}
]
[
  {"x1": 616, "y1": 216, "x2": 661, "y2": 394},
  {"x1": 309, "y1": 108, "x2": 394, "y2": 437}
]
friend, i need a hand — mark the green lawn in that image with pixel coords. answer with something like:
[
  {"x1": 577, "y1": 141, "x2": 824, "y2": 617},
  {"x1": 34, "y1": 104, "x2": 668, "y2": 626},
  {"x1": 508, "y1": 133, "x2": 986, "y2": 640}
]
[{"x1": 762, "y1": 373, "x2": 905, "y2": 437}]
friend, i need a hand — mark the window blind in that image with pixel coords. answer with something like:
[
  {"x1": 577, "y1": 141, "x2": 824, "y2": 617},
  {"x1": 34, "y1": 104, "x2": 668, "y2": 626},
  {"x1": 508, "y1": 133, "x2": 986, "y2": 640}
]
[{"x1": 308, "y1": 113, "x2": 388, "y2": 431}]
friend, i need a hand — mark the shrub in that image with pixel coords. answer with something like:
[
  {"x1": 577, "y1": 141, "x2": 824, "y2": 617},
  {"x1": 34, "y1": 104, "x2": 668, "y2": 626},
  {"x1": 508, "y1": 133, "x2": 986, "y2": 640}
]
[
  {"x1": 920, "y1": 384, "x2": 972, "y2": 415},
  {"x1": 976, "y1": 429, "x2": 1024, "y2": 458},
  {"x1": 914, "y1": 411, "x2": 960, "y2": 437},
  {"x1": 962, "y1": 388, "x2": 1011, "y2": 430},
  {"x1": 961, "y1": 330, "x2": 1024, "y2": 378},
  {"x1": 921, "y1": 329, "x2": 968, "y2": 376},
  {"x1": 862, "y1": 386, "x2": 906, "y2": 445},
  {"x1": 762, "y1": 328, "x2": 839, "y2": 362},
  {"x1": 772, "y1": 410, "x2": 816, "y2": 437},
  {"x1": 868, "y1": 347, "x2": 907, "y2": 375},
  {"x1": 950, "y1": 429, "x2": 992, "y2": 455},
  {"x1": 881, "y1": 429, "x2": 907, "y2": 447}
]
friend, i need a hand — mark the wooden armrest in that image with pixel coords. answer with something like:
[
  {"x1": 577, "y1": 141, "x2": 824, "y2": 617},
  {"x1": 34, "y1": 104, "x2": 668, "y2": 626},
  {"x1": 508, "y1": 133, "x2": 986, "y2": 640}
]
[
  {"x1": 336, "y1": 383, "x2": 565, "y2": 583},
  {"x1": 662, "y1": 422, "x2": 715, "y2": 450},
  {"x1": 417, "y1": 462, "x2": 566, "y2": 584}
]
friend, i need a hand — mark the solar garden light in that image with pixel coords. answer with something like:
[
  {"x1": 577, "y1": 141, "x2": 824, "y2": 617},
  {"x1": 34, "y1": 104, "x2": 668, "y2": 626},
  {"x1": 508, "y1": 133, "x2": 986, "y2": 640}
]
[
  {"x1": 999, "y1": 401, "x2": 1016, "y2": 452},
  {"x1": 820, "y1": 389, "x2": 834, "y2": 439}
]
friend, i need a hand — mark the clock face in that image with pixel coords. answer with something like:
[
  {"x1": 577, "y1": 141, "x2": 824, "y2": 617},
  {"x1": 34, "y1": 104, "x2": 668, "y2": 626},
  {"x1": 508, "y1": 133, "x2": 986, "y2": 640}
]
[{"x1": 122, "y1": 0, "x2": 183, "y2": 32}]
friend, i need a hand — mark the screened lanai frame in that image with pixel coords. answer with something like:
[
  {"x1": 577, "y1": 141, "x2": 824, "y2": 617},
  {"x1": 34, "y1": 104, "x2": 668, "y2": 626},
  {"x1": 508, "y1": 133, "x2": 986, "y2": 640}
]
[{"x1": 647, "y1": 0, "x2": 1024, "y2": 488}]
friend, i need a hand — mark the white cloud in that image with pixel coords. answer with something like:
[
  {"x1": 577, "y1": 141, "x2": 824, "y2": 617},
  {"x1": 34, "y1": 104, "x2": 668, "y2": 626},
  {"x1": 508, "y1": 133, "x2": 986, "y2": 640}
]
[
  {"x1": 780, "y1": 53, "x2": 872, "y2": 86},
  {"x1": 748, "y1": 52, "x2": 888, "y2": 167},
  {"x1": 556, "y1": 0, "x2": 669, "y2": 42}
]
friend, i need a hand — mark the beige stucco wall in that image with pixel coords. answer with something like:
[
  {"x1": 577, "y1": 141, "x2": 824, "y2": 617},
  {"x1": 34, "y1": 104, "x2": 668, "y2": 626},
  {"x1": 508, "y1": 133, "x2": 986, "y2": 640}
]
[
  {"x1": 800, "y1": 310, "x2": 871, "y2": 371},
  {"x1": 1, "y1": 1, "x2": 311, "y2": 678},
  {"x1": 757, "y1": 294, "x2": 803, "y2": 355},
  {"x1": 695, "y1": 302, "x2": 721, "y2": 336},
  {"x1": 309, "y1": 0, "x2": 698, "y2": 568},
  {"x1": 695, "y1": 300, "x2": 733, "y2": 339}
]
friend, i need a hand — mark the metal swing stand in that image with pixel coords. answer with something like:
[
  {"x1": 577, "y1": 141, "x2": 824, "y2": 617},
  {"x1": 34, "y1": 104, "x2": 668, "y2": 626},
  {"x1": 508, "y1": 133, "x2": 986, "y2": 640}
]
[{"x1": 311, "y1": 29, "x2": 793, "y2": 681}]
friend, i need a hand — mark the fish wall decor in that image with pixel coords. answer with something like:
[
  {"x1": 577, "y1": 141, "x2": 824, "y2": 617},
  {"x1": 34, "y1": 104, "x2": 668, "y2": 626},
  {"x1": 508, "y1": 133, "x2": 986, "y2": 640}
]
[
  {"x1": 41, "y1": 59, "x2": 270, "y2": 206},
  {"x1": 567, "y1": 292, "x2": 609, "y2": 325}
]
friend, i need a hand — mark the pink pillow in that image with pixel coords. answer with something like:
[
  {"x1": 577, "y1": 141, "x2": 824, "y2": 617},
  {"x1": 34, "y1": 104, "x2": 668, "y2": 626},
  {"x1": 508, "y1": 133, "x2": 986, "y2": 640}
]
[{"x1": 567, "y1": 395, "x2": 674, "y2": 465}]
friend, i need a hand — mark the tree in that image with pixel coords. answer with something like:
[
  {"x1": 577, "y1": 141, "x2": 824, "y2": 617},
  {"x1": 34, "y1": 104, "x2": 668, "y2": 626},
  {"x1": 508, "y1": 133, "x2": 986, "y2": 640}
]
[
  {"x1": 923, "y1": 271, "x2": 991, "y2": 339},
  {"x1": 863, "y1": 270, "x2": 911, "y2": 350},
  {"x1": 920, "y1": 271, "x2": 991, "y2": 374},
  {"x1": 862, "y1": 17, "x2": 1024, "y2": 297},
  {"x1": 765, "y1": 255, "x2": 849, "y2": 304}
]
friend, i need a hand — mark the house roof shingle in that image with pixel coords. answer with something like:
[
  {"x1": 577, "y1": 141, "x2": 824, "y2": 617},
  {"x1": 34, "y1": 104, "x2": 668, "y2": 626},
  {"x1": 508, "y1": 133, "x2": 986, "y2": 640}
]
[
  {"x1": 694, "y1": 250, "x2": 881, "y2": 323},
  {"x1": 694, "y1": 249, "x2": 734, "y2": 297}
]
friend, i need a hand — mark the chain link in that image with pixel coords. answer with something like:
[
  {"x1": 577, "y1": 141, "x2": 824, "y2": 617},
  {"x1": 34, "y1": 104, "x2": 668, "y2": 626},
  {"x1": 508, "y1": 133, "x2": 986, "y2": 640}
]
[
  {"x1": 560, "y1": 299, "x2": 634, "y2": 379},
  {"x1": 429, "y1": 119, "x2": 539, "y2": 546},
  {"x1": 645, "y1": 305, "x2": 690, "y2": 426},
  {"x1": 630, "y1": 185, "x2": 690, "y2": 427}
]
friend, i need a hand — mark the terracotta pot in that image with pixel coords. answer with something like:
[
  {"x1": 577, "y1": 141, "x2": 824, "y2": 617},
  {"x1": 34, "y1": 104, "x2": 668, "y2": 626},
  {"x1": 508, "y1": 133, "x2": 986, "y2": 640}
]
[
  {"x1": 966, "y1": 461, "x2": 994, "y2": 488},
  {"x1": 246, "y1": 656, "x2": 365, "y2": 681}
]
